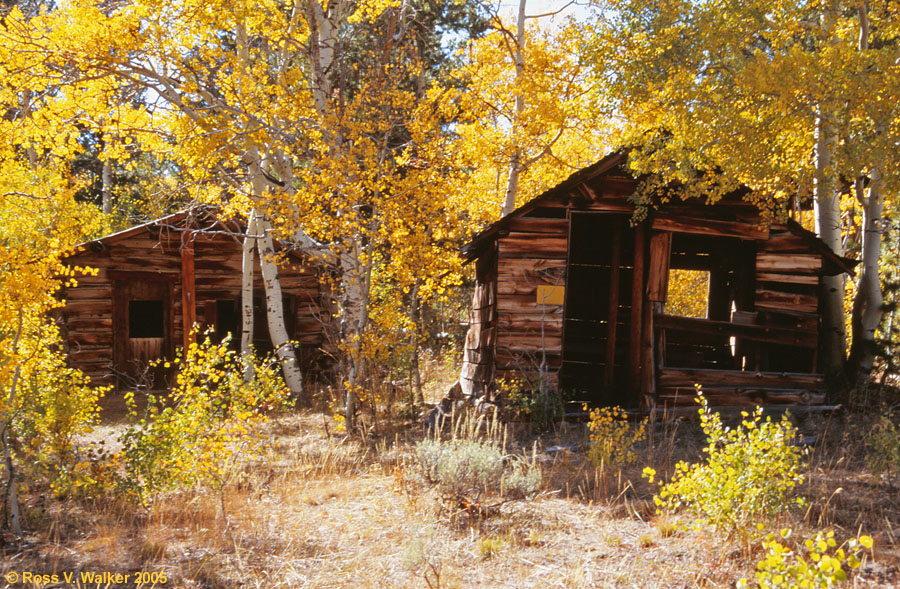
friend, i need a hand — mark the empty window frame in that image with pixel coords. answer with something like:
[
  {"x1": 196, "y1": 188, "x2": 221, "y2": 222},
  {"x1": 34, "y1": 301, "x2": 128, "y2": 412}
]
[
  {"x1": 128, "y1": 300, "x2": 165, "y2": 338},
  {"x1": 663, "y1": 269, "x2": 710, "y2": 318}
]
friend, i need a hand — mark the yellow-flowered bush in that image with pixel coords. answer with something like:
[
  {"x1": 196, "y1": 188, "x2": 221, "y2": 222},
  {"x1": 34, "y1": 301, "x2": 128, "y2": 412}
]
[
  {"x1": 12, "y1": 343, "x2": 108, "y2": 497},
  {"x1": 586, "y1": 405, "x2": 646, "y2": 471},
  {"x1": 644, "y1": 394, "x2": 805, "y2": 535},
  {"x1": 743, "y1": 529, "x2": 874, "y2": 588},
  {"x1": 115, "y1": 332, "x2": 290, "y2": 504}
]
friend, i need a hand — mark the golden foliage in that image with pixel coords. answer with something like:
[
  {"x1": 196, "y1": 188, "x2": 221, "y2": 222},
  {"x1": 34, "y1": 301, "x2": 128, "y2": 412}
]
[
  {"x1": 586, "y1": 405, "x2": 646, "y2": 471},
  {"x1": 115, "y1": 332, "x2": 290, "y2": 503},
  {"x1": 449, "y1": 18, "x2": 610, "y2": 213},
  {"x1": 664, "y1": 269, "x2": 709, "y2": 319}
]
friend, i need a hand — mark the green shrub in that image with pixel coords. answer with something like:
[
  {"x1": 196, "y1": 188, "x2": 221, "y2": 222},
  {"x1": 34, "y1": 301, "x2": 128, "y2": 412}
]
[
  {"x1": 115, "y1": 333, "x2": 290, "y2": 504},
  {"x1": 503, "y1": 378, "x2": 569, "y2": 431},
  {"x1": 644, "y1": 394, "x2": 805, "y2": 535},
  {"x1": 414, "y1": 438, "x2": 540, "y2": 506},
  {"x1": 744, "y1": 529, "x2": 873, "y2": 588}
]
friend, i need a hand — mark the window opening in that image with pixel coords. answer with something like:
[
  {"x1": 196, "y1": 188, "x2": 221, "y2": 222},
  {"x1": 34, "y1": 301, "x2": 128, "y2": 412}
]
[
  {"x1": 129, "y1": 300, "x2": 165, "y2": 338},
  {"x1": 215, "y1": 299, "x2": 240, "y2": 348},
  {"x1": 664, "y1": 269, "x2": 709, "y2": 318}
]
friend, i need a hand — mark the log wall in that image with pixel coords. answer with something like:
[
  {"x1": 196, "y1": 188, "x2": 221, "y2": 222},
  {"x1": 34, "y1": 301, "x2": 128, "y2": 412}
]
[
  {"x1": 459, "y1": 243, "x2": 498, "y2": 397},
  {"x1": 493, "y1": 217, "x2": 568, "y2": 393},
  {"x1": 62, "y1": 222, "x2": 329, "y2": 387}
]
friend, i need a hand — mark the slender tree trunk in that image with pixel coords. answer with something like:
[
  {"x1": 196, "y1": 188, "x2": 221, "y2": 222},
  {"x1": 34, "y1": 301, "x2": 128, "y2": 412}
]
[
  {"x1": 243, "y1": 149, "x2": 306, "y2": 400},
  {"x1": 240, "y1": 212, "x2": 258, "y2": 381},
  {"x1": 1, "y1": 408, "x2": 21, "y2": 537},
  {"x1": 813, "y1": 112, "x2": 847, "y2": 383},
  {"x1": 409, "y1": 280, "x2": 423, "y2": 405},
  {"x1": 304, "y1": 0, "x2": 374, "y2": 428},
  {"x1": 306, "y1": 0, "x2": 372, "y2": 429},
  {"x1": 101, "y1": 159, "x2": 113, "y2": 215},
  {"x1": 846, "y1": 0, "x2": 884, "y2": 384},
  {"x1": 18, "y1": 90, "x2": 38, "y2": 167},
  {"x1": 235, "y1": 21, "x2": 305, "y2": 399},
  {"x1": 502, "y1": 0, "x2": 527, "y2": 216},
  {"x1": 2, "y1": 312, "x2": 24, "y2": 537},
  {"x1": 340, "y1": 241, "x2": 370, "y2": 426},
  {"x1": 306, "y1": 0, "x2": 339, "y2": 116},
  {"x1": 881, "y1": 306, "x2": 895, "y2": 386},
  {"x1": 848, "y1": 170, "x2": 884, "y2": 381},
  {"x1": 255, "y1": 214, "x2": 307, "y2": 403}
]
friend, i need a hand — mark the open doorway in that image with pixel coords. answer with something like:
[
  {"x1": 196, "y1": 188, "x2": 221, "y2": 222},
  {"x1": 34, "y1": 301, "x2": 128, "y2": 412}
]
[{"x1": 560, "y1": 212, "x2": 635, "y2": 406}]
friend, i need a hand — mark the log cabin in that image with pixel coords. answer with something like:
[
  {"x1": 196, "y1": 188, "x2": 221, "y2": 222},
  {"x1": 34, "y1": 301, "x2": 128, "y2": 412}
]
[
  {"x1": 458, "y1": 152, "x2": 857, "y2": 412},
  {"x1": 59, "y1": 207, "x2": 333, "y2": 389}
]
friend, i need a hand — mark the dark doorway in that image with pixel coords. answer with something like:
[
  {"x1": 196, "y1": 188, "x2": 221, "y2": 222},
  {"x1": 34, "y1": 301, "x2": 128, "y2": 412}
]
[
  {"x1": 114, "y1": 279, "x2": 173, "y2": 389},
  {"x1": 560, "y1": 212, "x2": 636, "y2": 406}
]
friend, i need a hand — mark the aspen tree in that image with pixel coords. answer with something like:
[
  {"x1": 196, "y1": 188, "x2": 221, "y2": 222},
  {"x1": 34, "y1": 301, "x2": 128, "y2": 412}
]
[{"x1": 0, "y1": 0, "x2": 487, "y2": 423}]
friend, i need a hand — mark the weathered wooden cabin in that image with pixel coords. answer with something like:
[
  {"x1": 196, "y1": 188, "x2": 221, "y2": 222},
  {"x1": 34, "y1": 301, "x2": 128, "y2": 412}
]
[
  {"x1": 459, "y1": 152, "x2": 857, "y2": 411},
  {"x1": 60, "y1": 208, "x2": 332, "y2": 389}
]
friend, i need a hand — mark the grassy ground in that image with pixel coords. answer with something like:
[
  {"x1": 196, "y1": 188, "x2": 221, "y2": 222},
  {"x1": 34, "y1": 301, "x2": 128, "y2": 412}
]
[{"x1": 2, "y1": 397, "x2": 900, "y2": 588}]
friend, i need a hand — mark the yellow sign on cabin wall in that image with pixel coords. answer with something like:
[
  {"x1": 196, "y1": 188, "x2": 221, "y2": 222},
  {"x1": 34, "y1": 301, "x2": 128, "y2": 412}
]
[{"x1": 536, "y1": 285, "x2": 565, "y2": 305}]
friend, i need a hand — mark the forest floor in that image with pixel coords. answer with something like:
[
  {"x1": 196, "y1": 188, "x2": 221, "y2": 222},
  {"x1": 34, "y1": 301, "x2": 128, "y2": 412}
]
[{"x1": 2, "y1": 397, "x2": 900, "y2": 588}]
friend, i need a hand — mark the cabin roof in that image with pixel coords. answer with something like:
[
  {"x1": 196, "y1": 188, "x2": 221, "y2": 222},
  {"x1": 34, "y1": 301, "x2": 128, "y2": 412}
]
[
  {"x1": 70, "y1": 206, "x2": 320, "y2": 265},
  {"x1": 462, "y1": 152, "x2": 627, "y2": 262},
  {"x1": 462, "y1": 151, "x2": 857, "y2": 276}
]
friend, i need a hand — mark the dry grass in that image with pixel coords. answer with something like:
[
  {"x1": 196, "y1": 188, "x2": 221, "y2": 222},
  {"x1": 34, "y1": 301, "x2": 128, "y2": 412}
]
[{"x1": 2, "y1": 406, "x2": 900, "y2": 588}]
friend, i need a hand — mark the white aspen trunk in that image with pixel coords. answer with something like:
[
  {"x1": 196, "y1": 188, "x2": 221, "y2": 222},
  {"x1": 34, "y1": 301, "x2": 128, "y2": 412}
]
[
  {"x1": 849, "y1": 170, "x2": 884, "y2": 380},
  {"x1": 502, "y1": 0, "x2": 527, "y2": 216},
  {"x1": 240, "y1": 211, "x2": 258, "y2": 381},
  {"x1": 100, "y1": 161, "x2": 112, "y2": 215},
  {"x1": 812, "y1": 0, "x2": 847, "y2": 383},
  {"x1": 244, "y1": 153, "x2": 306, "y2": 398},
  {"x1": 306, "y1": 0, "x2": 338, "y2": 116},
  {"x1": 255, "y1": 212, "x2": 307, "y2": 401},
  {"x1": 846, "y1": 0, "x2": 883, "y2": 383},
  {"x1": 813, "y1": 111, "x2": 846, "y2": 380},
  {"x1": 2, "y1": 313, "x2": 24, "y2": 537},
  {"x1": 237, "y1": 19, "x2": 258, "y2": 384},
  {"x1": 101, "y1": 159, "x2": 113, "y2": 215},
  {"x1": 236, "y1": 21, "x2": 305, "y2": 399}
]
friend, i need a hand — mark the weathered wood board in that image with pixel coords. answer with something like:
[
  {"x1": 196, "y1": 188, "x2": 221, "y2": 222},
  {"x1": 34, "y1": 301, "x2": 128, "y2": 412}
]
[{"x1": 62, "y1": 210, "x2": 331, "y2": 387}]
